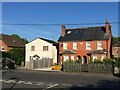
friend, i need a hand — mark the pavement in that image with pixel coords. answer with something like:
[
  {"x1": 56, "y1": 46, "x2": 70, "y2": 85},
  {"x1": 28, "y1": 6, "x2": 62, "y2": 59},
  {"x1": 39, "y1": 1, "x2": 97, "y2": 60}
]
[{"x1": 16, "y1": 66, "x2": 61, "y2": 72}]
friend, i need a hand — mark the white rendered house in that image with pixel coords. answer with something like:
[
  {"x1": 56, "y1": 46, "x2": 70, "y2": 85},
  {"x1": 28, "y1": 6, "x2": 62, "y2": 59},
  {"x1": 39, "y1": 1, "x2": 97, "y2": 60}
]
[{"x1": 25, "y1": 38, "x2": 58, "y2": 69}]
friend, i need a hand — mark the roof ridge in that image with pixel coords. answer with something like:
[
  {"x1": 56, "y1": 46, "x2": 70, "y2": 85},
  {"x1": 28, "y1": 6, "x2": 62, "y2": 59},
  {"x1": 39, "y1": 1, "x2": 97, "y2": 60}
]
[{"x1": 65, "y1": 26, "x2": 105, "y2": 30}]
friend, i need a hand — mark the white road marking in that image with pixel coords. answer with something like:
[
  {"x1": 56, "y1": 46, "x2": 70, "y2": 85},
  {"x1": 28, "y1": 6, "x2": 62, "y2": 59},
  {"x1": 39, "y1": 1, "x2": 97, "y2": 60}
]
[
  {"x1": 0, "y1": 80, "x2": 5, "y2": 82},
  {"x1": 62, "y1": 84, "x2": 72, "y2": 86},
  {"x1": 42, "y1": 83, "x2": 58, "y2": 90},
  {"x1": 36, "y1": 82, "x2": 44, "y2": 86},
  {"x1": 7, "y1": 80, "x2": 16, "y2": 83},
  {"x1": 24, "y1": 81, "x2": 32, "y2": 85},
  {"x1": 17, "y1": 81, "x2": 26, "y2": 84},
  {"x1": 45, "y1": 84, "x2": 58, "y2": 89},
  {"x1": 3, "y1": 80, "x2": 12, "y2": 84},
  {"x1": 46, "y1": 83, "x2": 53, "y2": 86},
  {"x1": 77, "y1": 84, "x2": 83, "y2": 87}
]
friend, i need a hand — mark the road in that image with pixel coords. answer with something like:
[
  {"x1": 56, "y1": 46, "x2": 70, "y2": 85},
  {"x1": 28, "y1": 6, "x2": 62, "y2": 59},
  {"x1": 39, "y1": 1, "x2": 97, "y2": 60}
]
[{"x1": 1, "y1": 69, "x2": 120, "y2": 89}]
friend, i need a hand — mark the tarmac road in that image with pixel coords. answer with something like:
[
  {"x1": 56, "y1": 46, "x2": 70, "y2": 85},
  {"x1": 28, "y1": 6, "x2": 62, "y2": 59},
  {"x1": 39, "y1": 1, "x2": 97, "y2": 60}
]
[{"x1": 1, "y1": 69, "x2": 120, "y2": 89}]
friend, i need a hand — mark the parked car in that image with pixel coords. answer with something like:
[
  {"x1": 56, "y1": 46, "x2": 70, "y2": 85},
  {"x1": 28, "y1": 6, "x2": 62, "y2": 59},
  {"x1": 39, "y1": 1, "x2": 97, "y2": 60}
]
[
  {"x1": 2, "y1": 58, "x2": 16, "y2": 69},
  {"x1": 51, "y1": 63, "x2": 62, "y2": 70}
]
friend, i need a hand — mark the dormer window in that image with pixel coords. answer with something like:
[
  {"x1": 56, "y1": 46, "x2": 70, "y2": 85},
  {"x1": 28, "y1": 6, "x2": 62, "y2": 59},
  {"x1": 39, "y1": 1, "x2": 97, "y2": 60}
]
[
  {"x1": 76, "y1": 31, "x2": 81, "y2": 34},
  {"x1": 67, "y1": 31, "x2": 71, "y2": 34}
]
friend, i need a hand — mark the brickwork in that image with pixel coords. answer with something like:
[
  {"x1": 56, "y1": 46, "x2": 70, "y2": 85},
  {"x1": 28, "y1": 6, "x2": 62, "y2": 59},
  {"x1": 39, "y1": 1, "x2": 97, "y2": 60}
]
[{"x1": 58, "y1": 20, "x2": 112, "y2": 64}]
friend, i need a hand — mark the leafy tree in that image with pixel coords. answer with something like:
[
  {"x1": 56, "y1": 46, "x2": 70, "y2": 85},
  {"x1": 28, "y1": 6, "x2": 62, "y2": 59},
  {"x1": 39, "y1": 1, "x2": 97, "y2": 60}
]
[
  {"x1": 8, "y1": 48, "x2": 25, "y2": 65},
  {"x1": 112, "y1": 36, "x2": 120, "y2": 45},
  {"x1": 11, "y1": 34, "x2": 29, "y2": 44}
]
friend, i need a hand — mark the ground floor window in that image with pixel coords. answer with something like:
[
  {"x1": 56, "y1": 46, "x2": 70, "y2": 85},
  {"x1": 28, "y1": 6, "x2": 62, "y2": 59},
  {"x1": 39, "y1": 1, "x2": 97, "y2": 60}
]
[
  {"x1": 71, "y1": 56, "x2": 74, "y2": 60},
  {"x1": 93, "y1": 56, "x2": 98, "y2": 60},
  {"x1": 64, "y1": 56, "x2": 68, "y2": 62},
  {"x1": 101, "y1": 56, "x2": 105, "y2": 61}
]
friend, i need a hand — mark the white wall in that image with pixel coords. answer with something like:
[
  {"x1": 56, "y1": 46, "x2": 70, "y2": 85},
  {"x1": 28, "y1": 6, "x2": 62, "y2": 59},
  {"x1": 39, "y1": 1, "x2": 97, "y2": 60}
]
[{"x1": 25, "y1": 38, "x2": 57, "y2": 64}]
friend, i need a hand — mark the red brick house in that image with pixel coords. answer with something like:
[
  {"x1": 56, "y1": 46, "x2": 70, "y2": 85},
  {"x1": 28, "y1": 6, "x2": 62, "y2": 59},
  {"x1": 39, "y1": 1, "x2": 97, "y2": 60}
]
[
  {"x1": 0, "y1": 34, "x2": 25, "y2": 52},
  {"x1": 58, "y1": 20, "x2": 112, "y2": 64}
]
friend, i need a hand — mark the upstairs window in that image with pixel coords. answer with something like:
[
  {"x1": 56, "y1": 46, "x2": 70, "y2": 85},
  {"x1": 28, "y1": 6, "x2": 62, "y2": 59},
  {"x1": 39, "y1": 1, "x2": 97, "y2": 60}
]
[
  {"x1": 73, "y1": 42, "x2": 77, "y2": 50},
  {"x1": 31, "y1": 46, "x2": 35, "y2": 51},
  {"x1": 43, "y1": 46, "x2": 49, "y2": 51},
  {"x1": 63, "y1": 43, "x2": 67, "y2": 50},
  {"x1": 97, "y1": 41, "x2": 102, "y2": 50},
  {"x1": 86, "y1": 42, "x2": 91, "y2": 50}
]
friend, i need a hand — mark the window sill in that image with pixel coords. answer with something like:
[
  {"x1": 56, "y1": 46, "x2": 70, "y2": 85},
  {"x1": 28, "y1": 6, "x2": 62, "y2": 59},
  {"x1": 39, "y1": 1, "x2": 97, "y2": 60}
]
[
  {"x1": 97, "y1": 48, "x2": 102, "y2": 50},
  {"x1": 86, "y1": 48, "x2": 91, "y2": 50}
]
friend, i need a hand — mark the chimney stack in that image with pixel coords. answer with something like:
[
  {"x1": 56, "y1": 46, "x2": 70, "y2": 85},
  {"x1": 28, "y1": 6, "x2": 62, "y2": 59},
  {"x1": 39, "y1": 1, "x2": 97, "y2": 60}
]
[
  {"x1": 62, "y1": 23, "x2": 66, "y2": 36},
  {"x1": 105, "y1": 19, "x2": 110, "y2": 33}
]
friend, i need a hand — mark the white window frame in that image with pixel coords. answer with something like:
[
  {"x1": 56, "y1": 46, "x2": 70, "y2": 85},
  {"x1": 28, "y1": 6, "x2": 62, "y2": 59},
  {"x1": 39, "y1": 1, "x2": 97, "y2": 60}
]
[
  {"x1": 63, "y1": 43, "x2": 67, "y2": 50},
  {"x1": 71, "y1": 56, "x2": 74, "y2": 60},
  {"x1": 93, "y1": 56, "x2": 98, "y2": 60},
  {"x1": 86, "y1": 42, "x2": 91, "y2": 50},
  {"x1": 97, "y1": 41, "x2": 102, "y2": 50},
  {"x1": 73, "y1": 42, "x2": 77, "y2": 50},
  {"x1": 43, "y1": 46, "x2": 49, "y2": 51},
  {"x1": 64, "y1": 56, "x2": 68, "y2": 62},
  {"x1": 31, "y1": 46, "x2": 35, "y2": 51},
  {"x1": 101, "y1": 56, "x2": 105, "y2": 61}
]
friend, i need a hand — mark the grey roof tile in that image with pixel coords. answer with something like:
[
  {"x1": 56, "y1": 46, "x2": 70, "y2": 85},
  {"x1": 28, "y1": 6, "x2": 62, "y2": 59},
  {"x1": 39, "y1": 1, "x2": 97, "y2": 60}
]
[{"x1": 58, "y1": 26, "x2": 106, "y2": 42}]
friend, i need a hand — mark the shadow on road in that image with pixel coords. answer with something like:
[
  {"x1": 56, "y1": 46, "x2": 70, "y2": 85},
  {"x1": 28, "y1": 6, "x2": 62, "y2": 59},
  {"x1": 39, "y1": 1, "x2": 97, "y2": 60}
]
[{"x1": 69, "y1": 79, "x2": 120, "y2": 89}]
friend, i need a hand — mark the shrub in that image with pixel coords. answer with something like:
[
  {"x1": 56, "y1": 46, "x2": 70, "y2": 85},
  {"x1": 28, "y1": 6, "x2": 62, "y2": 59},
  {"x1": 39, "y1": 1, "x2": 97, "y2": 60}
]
[
  {"x1": 94, "y1": 59, "x2": 102, "y2": 64},
  {"x1": 102, "y1": 58, "x2": 112, "y2": 65},
  {"x1": 113, "y1": 57, "x2": 120, "y2": 68},
  {"x1": 75, "y1": 59, "x2": 82, "y2": 63},
  {"x1": 89, "y1": 58, "x2": 112, "y2": 65}
]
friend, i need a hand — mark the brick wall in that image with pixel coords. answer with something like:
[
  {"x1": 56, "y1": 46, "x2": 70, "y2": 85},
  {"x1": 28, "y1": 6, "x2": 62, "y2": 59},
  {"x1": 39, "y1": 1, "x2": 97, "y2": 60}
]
[
  {"x1": 59, "y1": 40, "x2": 110, "y2": 63},
  {"x1": 0, "y1": 40, "x2": 9, "y2": 52}
]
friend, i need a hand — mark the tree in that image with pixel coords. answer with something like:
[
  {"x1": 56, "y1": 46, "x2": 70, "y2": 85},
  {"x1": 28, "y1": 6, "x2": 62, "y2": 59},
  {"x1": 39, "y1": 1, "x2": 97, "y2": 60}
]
[
  {"x1": 8, "y1": 48, "x2": 25, "y2": 65},
  {"x1": 112, "y1": 36, "x2": 120, "y2": 45},
  {"x1": 11, "y1": 34, "x2": 29, "y2": 44}
]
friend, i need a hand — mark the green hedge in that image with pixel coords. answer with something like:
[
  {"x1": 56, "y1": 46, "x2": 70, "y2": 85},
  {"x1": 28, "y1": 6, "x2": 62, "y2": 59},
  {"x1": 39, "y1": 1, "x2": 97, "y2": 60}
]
[{"x1": 113, "y1": 57, "x2": 120, "y2": 68}]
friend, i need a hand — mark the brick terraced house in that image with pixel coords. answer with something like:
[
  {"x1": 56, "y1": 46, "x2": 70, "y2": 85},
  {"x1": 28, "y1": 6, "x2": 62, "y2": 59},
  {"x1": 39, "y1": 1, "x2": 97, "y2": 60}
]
[{"x1": 58, "y1": 20, "x2": 112, "y2": 64}]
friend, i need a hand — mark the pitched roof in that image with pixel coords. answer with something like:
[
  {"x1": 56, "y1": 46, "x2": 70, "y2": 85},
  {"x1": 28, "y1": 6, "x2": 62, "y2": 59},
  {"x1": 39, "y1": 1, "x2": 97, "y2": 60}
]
[
  {"x1": 87, "y1": 50, "x2": 106, "y2": 55},
  {"x1": 113, "y1": 42, "x2": 120, "y2": 47},
  {"x1": 60, "y1": 50, "x2": 76, "y2": 54},
  {"x1": 58, "y1": 26, "x2": 107, "y2": 42},
  {"x1": 0, "y1": 34, "x2": 25, "y2": 48},
  {"x1": 39, "y1": 37, "x2": 58, "y2": 46}
]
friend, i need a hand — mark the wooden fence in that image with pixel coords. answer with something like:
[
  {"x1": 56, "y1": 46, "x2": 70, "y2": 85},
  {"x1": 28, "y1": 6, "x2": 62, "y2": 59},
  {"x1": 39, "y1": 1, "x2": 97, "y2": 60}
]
[
  {"x1": 25, "y1": 58, "x2": 53, "y2": 70},
  {"x1": 32, "y1": 59, "x2": 53, "y2": 69},
  {"x1": 63, "y1": 62, "x2": 113, "y2": 73},
  {"x1": 88, "y1": 64, "x2": 113, "y2": 73}
]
